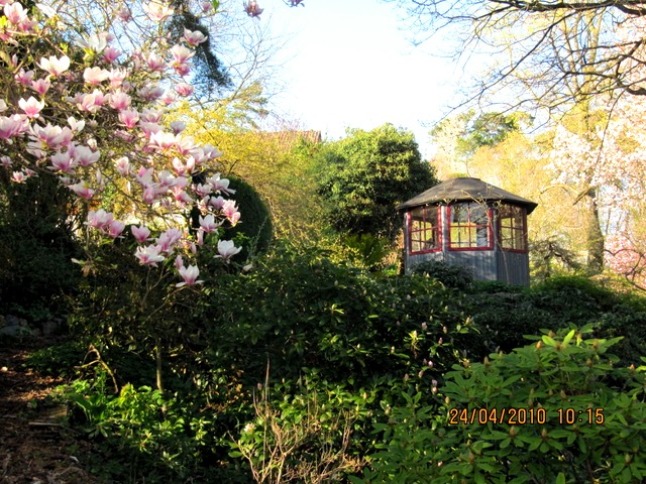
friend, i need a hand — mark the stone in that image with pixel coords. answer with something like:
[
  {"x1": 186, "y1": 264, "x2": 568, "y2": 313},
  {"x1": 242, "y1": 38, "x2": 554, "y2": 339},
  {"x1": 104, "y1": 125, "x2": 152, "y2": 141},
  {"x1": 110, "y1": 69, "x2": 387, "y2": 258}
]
[{"x1": 0, "y1": 325, "x2": 34, "y2": 337}]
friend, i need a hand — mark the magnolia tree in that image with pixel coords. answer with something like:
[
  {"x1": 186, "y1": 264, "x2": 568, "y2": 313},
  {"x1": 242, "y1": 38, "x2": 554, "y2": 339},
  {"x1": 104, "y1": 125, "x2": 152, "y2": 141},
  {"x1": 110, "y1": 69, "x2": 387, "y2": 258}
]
[{"x1": 0, "y1": 0, "x2": 244, "y2": 289}]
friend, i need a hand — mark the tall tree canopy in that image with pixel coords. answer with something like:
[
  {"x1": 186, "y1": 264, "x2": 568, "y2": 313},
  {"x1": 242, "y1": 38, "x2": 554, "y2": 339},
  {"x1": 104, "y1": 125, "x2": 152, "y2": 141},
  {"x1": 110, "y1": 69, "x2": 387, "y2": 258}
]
[
  {"x1": 316, "y1": 124, "x2": 438, "y2": 242},
  {"x1": 394, "y1": 0, "x2": 646, "y2": 112}
]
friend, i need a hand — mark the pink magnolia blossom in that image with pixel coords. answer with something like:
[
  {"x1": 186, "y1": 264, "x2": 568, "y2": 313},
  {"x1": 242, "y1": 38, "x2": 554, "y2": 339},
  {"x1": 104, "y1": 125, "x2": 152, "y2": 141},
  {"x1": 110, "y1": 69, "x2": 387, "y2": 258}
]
[
  {"x1": 49, "y1": 151, "x2": 76, "y2": 173},
  {"x1": 135, "y1": 245, "x2": 165, "y2": 267},
  {"x1": 78, "y1": 32, "x2": 108, "y2": 53},
  {"x1": 73, "y1": 145, "x2": 100, "y2": 167},
  {"x1": 138, "y1": 84, "x2": 164, "y2": 101},
  {"x1": 15, "y1": 69, "x2": 34, "y2": 86},
  {"x1": 102, "y1": 47, "x2": 121, "y2": 64},
  {"x1": 170, "y1": 45, "x2": 194, "y2": 64},
  {"x1": 68, "y1": 181, "x2": 95, "y2": 199},
  {"x1": 170, "y1": 121, "x2": 186, "y2": 134},
  {"x1": 109, "y1": 91, "x2": 131, "y2": 111},
  {"x1": 208, "y1": 195, "x2": 225, "y2": 210},
  {"x1": 157, "y1": 228, "x2": 183, "y2": 253},
  {"x1": 199, "y1": 214, "x2": 221, "y2": 233},
  {"x1": 174, "y1": 255, "x2": 184, "y2": 270},
  {"x1": 221, "y1": 199, "x2": 241, "y2": 226},
  {"x1": 38, "y1": 55, "x2": 71, "y2": 77},
  {"x1": 143, "y1": 1, "x2": 174, "y2": 21},
  {"x1": 108, "y1": 68, "x2": 128, "y2": 89},
  {"x1": 132, "y1": 225, "x2": 151, "y2": 243},
  {"x1": 11, "y1": 171, "x2": 27, "y2": 183},
  {"x1": 176, "y1": 264, "x2": 202, "y2": 287},
  {"x1": 87, "y1": 209, "x2": 113, "y2": 230},
  {"x1": 107, "y1": 220, "x2": 126, "y2": 238},
  {"x1": 139, "y1": 122, "x2": 162, "y2": 137},
  {"x1": 244, "y1": 1, "x2": 263, "y2": 18},
  {"x1": 160, "y1": 91, "x2": 178, "y2": 106},
  {"x1": 76, "y1": 90, "x2": 105, "y2": 113},
  {"x1": 19, "y1": 96, "x2": 45, "y2": 118},
  {"x1": 145, "y1": 53, "x2": 167, "y2": 73},
  {"x1": 2, "y1": 6, "x2": 237, "y2": 287},
  {"x1": 114, "y1": 156, "x2": 130, "y2": 175},
  {"x1": 149, "y1": 131, "x2": 179, "y2": 151},
  {"x1": 141, "y1": 108, "x2": 163, "y2": 123},
  {"x1": 67, "y1": 117, "x2": 85, "y2": 133},
  {"x1": 31, "y1": 78, "x2": 51, "y2": 95},
  {"x1": 183, "y1": 29, "x2": 207, "y2": 47},
  {"x1": 209, "y1": 174, "x2": 235, "y2": 195},
  {"x1": 216, "y1": 240, "x2": 242, "y2": 261},
  {"x1": 118, "y1": 109, "x2": 140, "y2": 129},
  {"x1": 0, "y1": 116, "x2": 24, "y2": 140},
  {"x1": 117, "y1": 6, "x2": 132, "y2": 21},
  {"x1": 83, "y1": 67, "x2": 109, "y2": 86},
  {"x1": 194, "y1": 183, "x2": 212, "y2": 198},
  {"x1": 30, "y1": 124, "x2": 73, "y2": 149},
  {"x1": 4, "y1": 2, "x2": 28, "y2": 26},
  {"x1": 175, "y1": 83, "x2": 194, "y2": 97}
]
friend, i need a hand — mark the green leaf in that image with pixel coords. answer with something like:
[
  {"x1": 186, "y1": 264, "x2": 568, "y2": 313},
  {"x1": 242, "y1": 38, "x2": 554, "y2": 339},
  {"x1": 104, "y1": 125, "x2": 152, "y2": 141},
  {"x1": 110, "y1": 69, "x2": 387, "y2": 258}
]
[
  {"x1": 555, "y1": 472, "x2": 566, "y2": 484},
  {"x1": 541, "y1": 335, "x2": 557, "y2": 347},
  {"x1": 562, "y1": 329, "x2": 575, "y2": 347},
  {"x1": 211, "y1": 0, "x2": 220, "y2": 11}
]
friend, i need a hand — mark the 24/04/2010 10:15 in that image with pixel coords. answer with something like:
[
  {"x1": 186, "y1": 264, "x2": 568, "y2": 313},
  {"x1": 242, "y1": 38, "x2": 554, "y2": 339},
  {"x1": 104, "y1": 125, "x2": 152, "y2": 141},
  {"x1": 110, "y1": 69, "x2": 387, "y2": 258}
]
[{"x1": 448, "y1": 407, "x2": 605, "y2": 425}]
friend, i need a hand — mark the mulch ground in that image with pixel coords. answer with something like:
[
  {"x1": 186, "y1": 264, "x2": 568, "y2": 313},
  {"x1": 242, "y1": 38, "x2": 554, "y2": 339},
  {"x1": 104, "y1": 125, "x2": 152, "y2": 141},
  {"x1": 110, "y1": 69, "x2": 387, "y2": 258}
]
[{"x1": 0, "y1": 339, "x2": 98, "y2": 484}]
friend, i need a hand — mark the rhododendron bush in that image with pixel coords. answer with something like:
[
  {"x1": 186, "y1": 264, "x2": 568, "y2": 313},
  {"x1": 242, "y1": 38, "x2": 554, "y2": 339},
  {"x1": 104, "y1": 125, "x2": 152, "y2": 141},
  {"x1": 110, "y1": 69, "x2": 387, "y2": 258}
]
[{"x1": 0, "y1": 0, "x2": 242, "y2": 288}]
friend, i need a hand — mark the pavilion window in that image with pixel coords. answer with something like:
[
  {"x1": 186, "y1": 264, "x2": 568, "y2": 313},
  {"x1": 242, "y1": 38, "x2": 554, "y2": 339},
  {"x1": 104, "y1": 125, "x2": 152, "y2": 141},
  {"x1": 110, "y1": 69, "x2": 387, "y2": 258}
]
[
  {"x1": 409, "y1": 205, "x2": 440, "y2": 253},
  {"x1": 498, "y1": 204, "x2": 528, "y2": 252},
  {"x1": 448, "y1": 202, "x2": 492, "y2": 250}
]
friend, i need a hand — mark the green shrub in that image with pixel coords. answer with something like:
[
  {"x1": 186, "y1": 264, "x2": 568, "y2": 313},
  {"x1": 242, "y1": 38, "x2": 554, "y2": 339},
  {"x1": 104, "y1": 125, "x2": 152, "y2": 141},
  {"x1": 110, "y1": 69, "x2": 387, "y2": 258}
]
[
  {"x1": 359, "y1": 326, "x2": 646, "y2": 483},
  {"x1": 226, "y1": 175, "x2": 273, "y2": 261},
  {"x1": 0, "y1": 172, "x2": 82, "y2": 321},
  {"x1": 462, "y1": 276, "x2": 646, "y2": 365},
  {"x1": 410, "y1": 260, "x2": 474, "y2": 291},
  {"x1": 202, "y1": 243, "x2": 471, "y2": 389}
]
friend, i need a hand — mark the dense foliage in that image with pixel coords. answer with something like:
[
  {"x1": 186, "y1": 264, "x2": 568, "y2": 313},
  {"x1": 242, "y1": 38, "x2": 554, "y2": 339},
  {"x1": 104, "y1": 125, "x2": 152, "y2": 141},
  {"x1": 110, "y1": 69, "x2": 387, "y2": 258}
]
[
  {"x1": 360, "y1": 326, "x2": 646, "y2": 483},
  {"x1": 0, "y1": 172, "x2": 81, "y2": 321},
  {"x1": 315, "y1": 124, "x2": 438, "y2": 242}
]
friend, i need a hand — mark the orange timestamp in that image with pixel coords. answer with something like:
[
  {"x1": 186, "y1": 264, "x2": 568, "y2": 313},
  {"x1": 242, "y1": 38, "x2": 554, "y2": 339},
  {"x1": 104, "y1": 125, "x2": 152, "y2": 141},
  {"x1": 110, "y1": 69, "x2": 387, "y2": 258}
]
[{"x1": 448, "y1": 407, "x2": 605, "y2": 426}]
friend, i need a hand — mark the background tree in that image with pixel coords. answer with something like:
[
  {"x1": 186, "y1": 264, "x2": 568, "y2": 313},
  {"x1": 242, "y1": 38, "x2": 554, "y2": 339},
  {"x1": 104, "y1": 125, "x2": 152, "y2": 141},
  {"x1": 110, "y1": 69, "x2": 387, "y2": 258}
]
[
  {"x1": 315, "y1": 124, "x2": 438, "y2": 244},
  {"x1": 430, "y1": 110, "x2": 592, "y2": 276},
  {"x1": 392, "y1": 0, "x2": 646, "y2": 111}
]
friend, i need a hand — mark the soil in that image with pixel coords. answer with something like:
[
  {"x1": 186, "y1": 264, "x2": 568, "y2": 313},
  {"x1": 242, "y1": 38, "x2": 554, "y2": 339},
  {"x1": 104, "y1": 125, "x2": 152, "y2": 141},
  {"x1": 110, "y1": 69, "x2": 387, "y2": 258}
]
[{"x1": 0, "y1": 339, "x2": 98, "y2": 484}]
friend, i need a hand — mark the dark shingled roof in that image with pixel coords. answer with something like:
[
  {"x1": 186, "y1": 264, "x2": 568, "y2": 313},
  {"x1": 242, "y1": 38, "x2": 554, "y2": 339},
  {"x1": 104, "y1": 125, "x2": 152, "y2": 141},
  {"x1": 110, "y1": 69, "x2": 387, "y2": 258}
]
[{"x1": 398, "y1": 177, "x2": 538, "y2": 214}]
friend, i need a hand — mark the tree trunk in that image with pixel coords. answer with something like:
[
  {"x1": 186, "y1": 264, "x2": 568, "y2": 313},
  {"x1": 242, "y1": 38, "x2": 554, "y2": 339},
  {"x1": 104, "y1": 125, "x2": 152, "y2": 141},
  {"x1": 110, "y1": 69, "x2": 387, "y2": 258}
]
[{"x1": 584, "y1": 189, "x2": 604, "y2": 274}]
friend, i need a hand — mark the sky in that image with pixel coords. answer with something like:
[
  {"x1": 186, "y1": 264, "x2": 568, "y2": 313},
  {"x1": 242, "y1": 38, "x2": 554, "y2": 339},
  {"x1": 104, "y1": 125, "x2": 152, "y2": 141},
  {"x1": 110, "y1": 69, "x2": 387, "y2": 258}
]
[{"x1": 256, "y1": 0, "x2": 466, "y2": 159}]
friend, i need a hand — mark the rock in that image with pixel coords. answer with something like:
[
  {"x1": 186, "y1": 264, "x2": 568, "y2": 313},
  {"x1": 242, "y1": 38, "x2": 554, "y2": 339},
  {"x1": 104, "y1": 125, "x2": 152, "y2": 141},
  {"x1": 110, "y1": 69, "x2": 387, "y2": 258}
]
[
  {"x1": 4, "y1": 314, "x2": 28, "y2": 327},
  {"x1": 0, "y1": 325, "x2": 35, "y2": 337},
  {"x1": 41, "y1": 320, "x2": 60, "y2": 336}
]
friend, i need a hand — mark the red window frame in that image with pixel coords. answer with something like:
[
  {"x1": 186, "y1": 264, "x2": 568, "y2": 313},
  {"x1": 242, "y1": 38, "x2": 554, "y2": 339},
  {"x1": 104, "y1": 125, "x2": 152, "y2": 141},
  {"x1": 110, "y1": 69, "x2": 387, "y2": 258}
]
[
  {"x1": 497, "y1": 204, "x2": 528, "y2": 253},
  {"x1": 448, "y1": 203, "x2": 493, "y2": 251},
  {"x1": 408, "y1": 205, "x2": 441, "y2": 254}
]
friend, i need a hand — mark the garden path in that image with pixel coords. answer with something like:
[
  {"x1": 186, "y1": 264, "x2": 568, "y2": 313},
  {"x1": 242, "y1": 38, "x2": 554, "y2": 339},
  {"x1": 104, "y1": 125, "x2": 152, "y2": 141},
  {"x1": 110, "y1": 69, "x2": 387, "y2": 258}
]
[{"x1": 0, "y1": 340, "x2": 98, "y2": 483}]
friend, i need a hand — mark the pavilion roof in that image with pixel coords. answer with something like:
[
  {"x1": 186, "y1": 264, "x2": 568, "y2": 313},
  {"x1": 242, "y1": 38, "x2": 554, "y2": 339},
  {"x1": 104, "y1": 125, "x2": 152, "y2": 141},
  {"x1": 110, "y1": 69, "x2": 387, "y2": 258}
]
[{"x1": 398, "y1": 177, "x2": 538, "y2": 214}]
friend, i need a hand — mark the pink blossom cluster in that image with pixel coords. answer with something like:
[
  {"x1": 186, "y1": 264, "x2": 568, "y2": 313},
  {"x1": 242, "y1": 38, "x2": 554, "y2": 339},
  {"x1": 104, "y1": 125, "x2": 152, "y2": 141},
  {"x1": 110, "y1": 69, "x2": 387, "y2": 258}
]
[
  {"x1": 605, "y1": 232, "x2": 646, "y2": 289},
  {"x1": 0, "y1": 1, "x2": 241, "y2": 287}
]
